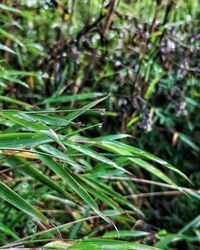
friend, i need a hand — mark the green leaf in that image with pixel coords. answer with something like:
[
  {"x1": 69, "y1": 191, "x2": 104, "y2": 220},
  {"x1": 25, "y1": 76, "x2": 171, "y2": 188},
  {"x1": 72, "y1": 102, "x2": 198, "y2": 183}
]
[
  {"x1": 154, "y1": 234, "x2": 176, "y2": 249},
  {"x1": 85, "y1": 177, "x2": 143, "y2": 216},
  {"x1": 0, "y1": 44, "x2": 16, "y2": 54},
  {"x1": 0, "y1": 28, "x2": 24, "y2": 47},
  {"x1": 0, "y1": 74, "x2": 29, "y2": 88},
  {"x1": 145, "y1": 74, "x2": 164, "y2": 100},
  {"x1": 7, "y1": 156, "x2": 75, "y2": 202},
  {"x1": 70, "y1": 134, "x2": 131, "y2": 142},
  {"x1": 0, "y1": 95, "x2": 31, "y2": 108},
  {"x1": 0, "y1": 181, "x2": 48, "y2": 224},
  {"x1": 64, "y1": 142, "x2": 132, "y2": 175},
  {"x1": 38, "y1": 144, "x2": 83, "y2": 168},
  {"x1": 179, "y1": 133, "x2": 200, "y2": 152},
  {"x1": 43, "y1": 92, "x2": 105, "y2": 104},
  {"x1": 67, "y1": 239, "x2": 161, "y2": 250},
  {"x1": 98, "y1": 141, "x2": 177, "y2": 186},
  {"x1": 103, "y1": 141, "x2": 191, "y2": 183},
  {"x1": 69, "y1": 207, "x2": 90, "y2": 240},
  {"x1": 103, "y1": 230, "x2": 150, "y2": 239},
  {"x1": 0, "y1": 3, "x2": 22, "y2": 14},
  {"x1": 1, "y1": 110, "x2": 49, "y2": 130},
  {"x1": 179, "y1": 215, "x2": 200, "y2": 234},
  {"x1": 1, "y1": 110, "x2": 67, "y2": 151},
  {"x1": 5, "y1": 70, "x2": 40, "y2": 77},
  {"x1": 20, "y1": 113, "x2": 71, "y2": 127},
  {"x1": 0, "y1": 132, "x2": 51, "y2": 148},
  {"x1": 65, "y1": 95, "x2": 109, "y2": 123},
  {"x1": 71, "y1": 174, "x2": 124, "y2": 213},
  {"x1": 0, "y1": 222, "x2": 19, "y2": 240},
  {"x1": 38, "y1": 154, "x2": 112, "y2": 224}
]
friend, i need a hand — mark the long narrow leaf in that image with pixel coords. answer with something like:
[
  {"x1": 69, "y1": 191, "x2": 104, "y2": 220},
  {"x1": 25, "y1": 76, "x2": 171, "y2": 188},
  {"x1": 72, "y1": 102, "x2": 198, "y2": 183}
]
[
  {"x1": 0, "y1": 181, "x2": 48, "y2": 224},
  {"x1": 38, "y1": 154, "x2": 112, "y2": 224}
]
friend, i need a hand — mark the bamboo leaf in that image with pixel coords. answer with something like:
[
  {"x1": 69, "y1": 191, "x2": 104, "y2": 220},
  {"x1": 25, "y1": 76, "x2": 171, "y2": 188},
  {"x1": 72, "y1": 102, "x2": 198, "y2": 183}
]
[
  {"x1": 85, "y1": 177, "x2": 143, "y2": 216},
  {"x1": 0, "y1": 95, "x2": 32, "y2": 108},
  {"x1": 65, "y1": 142, "x2": 132, "y2": 176},
  {"x1": 103, "y1": 230, "x2": 150, "y2": 239},
  {"x1": 0, "y1": 132, "x2": 51, "y2": 148},
  {"x1": 98, "y1": 141, "x2": 177, "y2": 186},
  {"x1": 67, "y1": 239, "x2": 161, "y2": 250},
  {"x1": 38, "y1": 154, "x2": 112, "y2": 224},
  {"x1": 0, "y1": 44, "x2": 16, "y2": 54},
  {"x1": 0, "y1": 222, "x2": 19, "y2": 240},
  {"x1": 43, "y1": 92, "x2": 105, "y2": 104},
  {"x1": 65, "y1": 95, "x2": 109, "y2": 123},
  {"x1": 7, "y1": 156, "x2": 75, "y2": 202},
  {"x1": 0, "y1": 181, "x2": 48, "y2": 224},
  {"x1": 1, "y1": 110, "x2": 66, "y2": 151},
  {"x1": 110, "y1": 142, "x2": 192, "y2": 183}
]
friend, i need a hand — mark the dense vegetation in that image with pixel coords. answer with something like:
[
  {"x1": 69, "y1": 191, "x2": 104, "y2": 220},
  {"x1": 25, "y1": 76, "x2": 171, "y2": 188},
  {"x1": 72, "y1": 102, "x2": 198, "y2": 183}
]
[{"x1": 0, "y1": 0, "x2": 199, "y2": 249}]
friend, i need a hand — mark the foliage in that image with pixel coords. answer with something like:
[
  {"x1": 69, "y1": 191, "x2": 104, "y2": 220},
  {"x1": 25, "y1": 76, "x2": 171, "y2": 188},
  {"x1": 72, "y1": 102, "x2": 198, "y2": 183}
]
[{"x1": 0, "y1": 0, "x2": 199, "y2": 249}]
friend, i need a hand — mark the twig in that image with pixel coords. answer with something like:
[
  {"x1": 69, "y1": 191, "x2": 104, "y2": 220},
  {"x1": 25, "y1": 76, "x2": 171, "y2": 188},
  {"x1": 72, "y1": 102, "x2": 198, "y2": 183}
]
[
  {"x1": 0, "y1": 213, "x2": 122, "y2": 249},
  {"x1": 102, "y1": 176, "x2": 199, "y2": 194},
  {"x1": 126, "y1": 190, "x2": 181, "y2": 199},
  {"x1": 102, "y1": 0, "x2": 119, "y2": 38}
]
